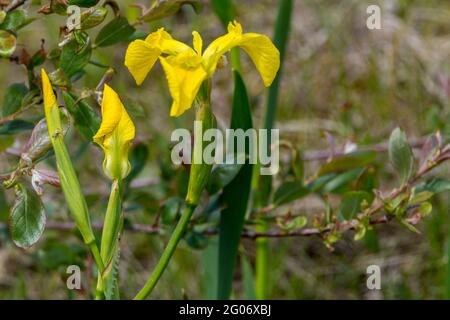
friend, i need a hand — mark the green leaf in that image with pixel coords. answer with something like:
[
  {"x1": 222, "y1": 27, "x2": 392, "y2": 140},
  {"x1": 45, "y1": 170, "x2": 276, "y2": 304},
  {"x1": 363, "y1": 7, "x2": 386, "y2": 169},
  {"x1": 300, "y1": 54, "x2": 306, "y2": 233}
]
[
  {"x1": 277, "y1": 215, "x2": 307, "y2": 231},
  {"x1": 210, "y1": 0, "x2": 235, "y2": 27},
  {"x1": 206, "y1": 163, "x2": 243, "y2": 194},
  {"x1": 20, "y1": 112, "x2": 70, "y2": 165},
  {"x1": 241, "y1": 254, "x2": 256, "y2": 300},
  {"x1": 354, "y1": 224, "x2": 367, "y2": 241},
  {"x1": 143, "y1": 0, "x2": 202, "y2": 22},
  {"x1": 202, "y1": 236, "x2": 219, "y2": 299},
  {"x1": 68, "y1": 0, "x2": 100, "y2": 7},
  {"x1": 400, "y1": 219, "x2": 420, "y2": 234},
  {"x1": 389, "y1": 128, "x2": 414, "y2": 186},
  {"x1": 0, "y1": 135, "x2": 14, "y2": 152},
  {"x1": 273, "y1": 181, "x2": 309, "y2": 206},
  {"x1": 0, "y1": 189, "x2": 9, "y2": 221},
  {"x1": 102, "y1": 245, "x2": 120, "y2": 300},
  {"x1": 95, "y1": 17, "x2": 135, "y2": 47},
  {"x1": 161, "y1": 197, "x2": 183, "y2": 225},
  {"x1": 217, "y1": 71, "x2": 253, "y2": 300},
  {"x1": 338, "y1": 191, "x2": 373, "y2": 221},
  {"x1": 322, "y1": 168, "x2": 364, "y2": 193},
  {"x1": 80, "y1": 7, "x2": 108, "y2": 30},
  {"x1": 28, "y1": 47, "x2": 47, "y2": 70},
  {"x1": 60, "y1": 40, "x2": 92, "y2": 78},
  {"x1": 410, "y1": 191, "x2": 434, "y2": 204},
  {"x1": 62, "y1": 92, "x2": 100, "y2": 140},
  {"x1": 10, "y1": 184, "x2": 46, "y2": 248},
  {"x1": 416, "y1": 178, "x2": 450, "y2": 195},
  {"x1": 186, "y1": 230, "x2": 208, "y2": 250},
  {"x1": 0, "y1": 30, "x2": 16, "y2": 58},
  {"x1": 0, "y1": 119, "x2": 34, "y2": 135},
  {"x1": 317, "y1": 151, "x2": 377, "y2": 175},
  {"x1": 291, "y1": 149, "x2": 304, "y2": 180},
  {"x1": 0, "y1": 9, "x2": 27, "y2": 31},
  {"x1": 417, "y1": 202, "x2": 432, "y2": 217},
  {"x1": 263, "y1": 0, "x2": 293, "y2": 131},
  {"x1": 125, "y1": 143, "x2": 149, "y2": 184},
  {"x1": 1, "y1": 83, "x2": 28, "y2": 117}
]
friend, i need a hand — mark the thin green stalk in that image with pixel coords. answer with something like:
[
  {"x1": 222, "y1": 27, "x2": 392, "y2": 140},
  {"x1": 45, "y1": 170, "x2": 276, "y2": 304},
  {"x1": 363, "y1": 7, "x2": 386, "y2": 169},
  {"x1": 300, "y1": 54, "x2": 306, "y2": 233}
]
[
  {"x1": 134, "y1": 81, "x2": 213, "y2": 300},
  {"x1": 100, "y1": 180, "x2": 123, "y2": 264},
  {"x1": 254, "y1": 0, "x2": 293, "y2": 300},
  {"x1": 95, "y1": 179, "x2": 123, "y2": 299},
  {"x1": 45, "y1": 97, "x2": 104, "y2": 297},
  {"x1": 134, "y1": 203, "x2": 196, "y2": 300},
  {"x1": 255, "y1": 224, "x2": 269, "y2": 299}
]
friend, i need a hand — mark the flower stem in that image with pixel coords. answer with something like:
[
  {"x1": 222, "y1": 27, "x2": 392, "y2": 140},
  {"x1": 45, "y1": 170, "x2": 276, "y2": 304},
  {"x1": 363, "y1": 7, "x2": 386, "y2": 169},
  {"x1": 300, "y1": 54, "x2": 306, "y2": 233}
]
[
  {"x1": 96, "y1": 179, "x2": 123, "y2": 299},
  {"x1": 255, "y1": 222, "x2": 269, "y2": 299},
  {"x1": 134, "y1": 203, "x2": 196, "y2": 300}
]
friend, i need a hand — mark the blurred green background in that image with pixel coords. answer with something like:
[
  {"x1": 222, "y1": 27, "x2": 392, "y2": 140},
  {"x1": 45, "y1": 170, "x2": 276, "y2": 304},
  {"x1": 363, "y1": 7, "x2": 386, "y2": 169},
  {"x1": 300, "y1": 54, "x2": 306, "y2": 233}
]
[{"x1": 0, "y1": 0, "x2": 450, "y2": 299}]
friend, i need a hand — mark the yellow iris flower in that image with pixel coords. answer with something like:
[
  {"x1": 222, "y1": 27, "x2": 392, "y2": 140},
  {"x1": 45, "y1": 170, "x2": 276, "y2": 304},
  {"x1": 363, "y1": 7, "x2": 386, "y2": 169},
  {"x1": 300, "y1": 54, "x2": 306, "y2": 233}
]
[
  {"x1": 124, "y1": 21, "x2": 280, "y2": 117},
  {"x1": 93, "y1": 84, "x2": 135, "y2": 180}
]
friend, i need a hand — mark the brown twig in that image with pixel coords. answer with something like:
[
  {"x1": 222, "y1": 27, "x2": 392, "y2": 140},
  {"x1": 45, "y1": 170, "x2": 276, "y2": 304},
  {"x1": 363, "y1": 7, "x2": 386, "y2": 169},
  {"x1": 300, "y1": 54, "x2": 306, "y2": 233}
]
[{"x1": 0, "y1": 214, "x2": 410, "y2": 240}]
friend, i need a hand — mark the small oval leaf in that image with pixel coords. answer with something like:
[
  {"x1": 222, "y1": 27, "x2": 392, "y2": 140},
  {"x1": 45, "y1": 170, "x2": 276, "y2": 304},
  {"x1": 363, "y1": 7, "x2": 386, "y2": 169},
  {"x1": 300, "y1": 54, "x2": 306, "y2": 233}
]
[
  {"x1": 389, "y1": 128, "x2": 414, "y2": 186},
  {"x1": 95, "y1": 17, "x2": 135, "y2": 47},
  {"x1": 273, "y1": 181, "x2": 309, "y2": 206},
  {"x1": 0, "y1": 30, "x2": 16, "y2": 58},
  {"x1": 10, "y1": 184, "x2": 46, "y2": 248}
]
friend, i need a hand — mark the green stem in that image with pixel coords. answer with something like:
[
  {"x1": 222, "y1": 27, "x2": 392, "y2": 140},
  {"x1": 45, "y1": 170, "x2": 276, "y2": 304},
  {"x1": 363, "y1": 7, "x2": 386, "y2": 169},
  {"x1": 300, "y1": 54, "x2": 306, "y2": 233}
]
[
  {"x1": 134, "y1": 203, "x2": 196, "y2": 300},
  {"x1": 255, "y1": 222, "x2": 269, "y2": 299},
  {"x1": 100, "y1": 180, "x2": 123, "y2": 263},
  {"x1": 88, "y1": 241, "x2": 105, "y2": 299},
  {"x1": 96, "y1": 179, "x2": 123, "y2": 299}
]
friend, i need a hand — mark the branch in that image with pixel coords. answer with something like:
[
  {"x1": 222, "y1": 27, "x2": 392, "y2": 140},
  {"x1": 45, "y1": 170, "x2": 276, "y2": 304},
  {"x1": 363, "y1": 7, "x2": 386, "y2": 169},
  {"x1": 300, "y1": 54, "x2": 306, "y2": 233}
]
[{"x1": 0, "y1": 214, "x2": 420, "y2": 240}]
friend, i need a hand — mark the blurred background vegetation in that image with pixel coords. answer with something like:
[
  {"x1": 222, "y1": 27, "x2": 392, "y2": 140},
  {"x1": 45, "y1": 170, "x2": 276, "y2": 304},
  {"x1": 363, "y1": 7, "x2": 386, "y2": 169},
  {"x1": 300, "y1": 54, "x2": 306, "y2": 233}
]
[{"x1": 0, "y1": 0, "x2": 450, "y2": 299}]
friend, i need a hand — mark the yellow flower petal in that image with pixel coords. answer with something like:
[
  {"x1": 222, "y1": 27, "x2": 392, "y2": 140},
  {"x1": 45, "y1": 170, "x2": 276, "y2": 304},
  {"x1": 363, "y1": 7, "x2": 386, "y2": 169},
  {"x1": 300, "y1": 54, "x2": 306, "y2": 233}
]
[
  {"x1": 160, "y1": 56, "x2": 207, "y2": 117},
  {"x1": 202, "y1": 21, "x2": 280, "y2": 87},
  {"x1": 93, "y1": 84, "x2": 122, "y2": 148},
  {"x1": 192, "y1": 31, "x2": 203, "y2": 56},
  {"x1": 41, "y1": 68, "x2": 57, "y2": 116},
  {"x1": 202, "y1": 21, "x2": 243, "y2": 74},
  {"x1": 124, "y1": 40, "x2": 161, "y2": 85},
  {"x1": 93, "y1": 84, "x2": 135, "y2": 180},
  {"x1": 235, "y1": 33, "x2": 280, "y2": 87},
  {"x1": 124, "y1": 28, "x2": 194, "y2": 85}
]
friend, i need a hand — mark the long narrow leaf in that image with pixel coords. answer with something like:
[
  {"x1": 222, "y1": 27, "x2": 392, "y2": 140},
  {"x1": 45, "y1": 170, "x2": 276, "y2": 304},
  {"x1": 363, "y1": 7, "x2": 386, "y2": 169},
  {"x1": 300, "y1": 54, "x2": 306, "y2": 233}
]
[{"x1": 217, "y1": 71, "x2": 253, "y2": 299}]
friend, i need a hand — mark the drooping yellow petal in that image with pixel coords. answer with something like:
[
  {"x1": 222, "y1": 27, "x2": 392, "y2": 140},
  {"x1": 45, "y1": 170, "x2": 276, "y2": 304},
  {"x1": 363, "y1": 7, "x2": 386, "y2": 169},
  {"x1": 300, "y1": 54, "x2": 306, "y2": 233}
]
[
  {"x1": 160, "y1": 55, "x2": 207, "y2": 117},
  {"x1": 93, "y1": 84, "x2": 135, "y2": 180},
  {"x1": 234, "y1": 33, "x2": 280, "y2": 87},
  {"x1": 124, "y1": 40, "x2": 162, "y2": 85},
  {"x1": 41, "y1": 68, "x2": 57, "y2": 116},
  {"x1": 202, "y1": 21, "x2": 280, "y2": 87}
]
